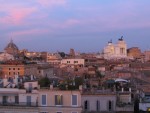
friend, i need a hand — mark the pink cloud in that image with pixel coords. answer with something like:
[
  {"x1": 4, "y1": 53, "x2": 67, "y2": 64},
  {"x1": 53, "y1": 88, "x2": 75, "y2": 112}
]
[
  {"x1": 37, "y1": 0, "x2": 66, "y2": 7},
  {"x1": 0, "y1": 7, "x2": 36, "y2": 25}
]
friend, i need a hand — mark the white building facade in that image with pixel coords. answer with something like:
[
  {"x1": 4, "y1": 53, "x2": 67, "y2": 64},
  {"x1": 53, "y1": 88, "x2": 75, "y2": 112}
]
[{"x1": 103, "y1": 37, "x2": 127, "y2": 59}]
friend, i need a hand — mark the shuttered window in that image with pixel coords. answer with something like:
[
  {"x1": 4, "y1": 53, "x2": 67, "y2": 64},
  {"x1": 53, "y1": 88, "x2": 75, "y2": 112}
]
[
  {"x1": 72, "y1": 95, "x2": 77, "y2": 106},
  {"x1": 42, "y1": 95, "x2": 47, "y2": 106},
  {"x1": 55, "y1": 95, "x2": 63, "y2": 105}
]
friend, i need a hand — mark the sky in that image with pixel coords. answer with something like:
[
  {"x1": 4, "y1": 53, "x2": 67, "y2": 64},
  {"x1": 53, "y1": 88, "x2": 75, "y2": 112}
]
[{"x1": 0, "y1": 0, "x2": 150, "y2": 52}]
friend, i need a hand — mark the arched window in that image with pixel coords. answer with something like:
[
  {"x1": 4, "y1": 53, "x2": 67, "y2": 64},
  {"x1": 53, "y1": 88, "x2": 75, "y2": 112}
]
[{"x1": 84, "y1": 100, "x2": 89, "y2": 110}]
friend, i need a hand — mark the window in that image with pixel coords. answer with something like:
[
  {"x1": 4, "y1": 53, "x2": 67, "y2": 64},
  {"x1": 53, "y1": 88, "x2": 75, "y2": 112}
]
[
  {"x1": 3, "y1": 96, "x2": 8, "y2": 104},
  {"x1": 39, "y1": 70, "x2": 41, "y2": 73},
  {"x1": 13, "y1": 68, "x2": 15, "y2": 70},
  {"x1": 13, "y1": 72, "x2": 15, "y2": 75},
  {"x1": 15, "y1": 96, "x2": 19, "y2": 104},
  {"x1": 56, "y1": 112, "x2": 62, "y2": 113},
  {"x1": 18, "y1": 68, "x2": 20, "y2": 70},
  {"x1": 18, "y1": 72, "x2": 20, "y2": 75},
  {"x1": 72, "y1": 95, "x2": 77, "y2": 106},
  {"x1": 67, "y1": 61, "x2": 70, "y2": 63},
  {"x1": 108, "y1": 100, "x2": 113, "y2": 111},
  {"x1": 9, "y1": 68, "x2": 11, "y2": 70},
  {"x1": 27, "y1": 96, "x2": 31, "y2": 106},
  {"x1": 9, "y1": 72, "x2": 11, "y2": 75},
  {"x1": 55, "y1": 95, "x2": 63, "y2": 105},
  {"x1": 41, "y1": 95, "x2": 47, "y2": 106},
  {"x1": 96, "y1": 100, "x2": 100, "y2": 111},
  {"x1": 84, "y1": 100, "x2": 89, "y2": 110},
  {"x1": 74, "y1": 61, "x2": 78, "y2": 63},
  {"x1": 29, "y1": 83, "x2": 32, "y2": 92}
]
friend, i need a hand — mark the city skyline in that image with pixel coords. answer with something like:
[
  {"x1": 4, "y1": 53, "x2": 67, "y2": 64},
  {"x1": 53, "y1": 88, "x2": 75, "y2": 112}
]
[{"x1": 0, "y1": 0, "x2": 150, "y2": 52}]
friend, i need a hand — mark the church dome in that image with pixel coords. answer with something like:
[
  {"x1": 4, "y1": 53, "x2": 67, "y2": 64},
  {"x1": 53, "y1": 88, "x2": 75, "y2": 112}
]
[
  {"x1": 4, "y1": 40, "x2": 18, "y2": 50},
  {"x1": 4, "y1": 39, "x2": 19, "y2": 55}
]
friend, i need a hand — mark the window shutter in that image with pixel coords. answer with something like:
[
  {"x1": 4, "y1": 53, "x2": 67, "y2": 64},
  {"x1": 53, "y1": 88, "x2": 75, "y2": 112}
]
[
  {"x1": 55, "y1": 95, "x2": 57, "y2": 105},
  {"x1": 61, "y1": 95, "x2": 63, "y2": 105}
]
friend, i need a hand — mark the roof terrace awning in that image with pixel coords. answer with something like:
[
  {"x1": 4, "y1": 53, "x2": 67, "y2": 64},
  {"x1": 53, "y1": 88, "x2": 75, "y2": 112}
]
[{"x1": 115, "y1": 78, "x2": 128, "y2": 82}]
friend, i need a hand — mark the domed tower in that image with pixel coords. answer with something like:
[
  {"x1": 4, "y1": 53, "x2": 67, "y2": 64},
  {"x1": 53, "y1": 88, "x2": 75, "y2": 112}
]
[{"x1": 4, "y1": 39, "x2": 19, "y2": 56}]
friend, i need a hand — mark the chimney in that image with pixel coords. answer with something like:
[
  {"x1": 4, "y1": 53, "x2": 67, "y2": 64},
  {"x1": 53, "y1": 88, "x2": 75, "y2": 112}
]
[
  {"x1": 15, "y1": 75, "x2": 18, "y2": 85},
  {"x1": 3, "y1": 78, "x2": 8, "y2": 87},
  {"x1": 79, "y1": 85, "x2": 83, "y2": 92},
  {"x1": 121, "y1": 88, "x2": 124, "y2": 92},
  {"x1": 31, "y1": 75, "x2": 33, "y2": 81},
  {"x1": 50, "y1": 84, "x2": 53, "y2": 90},
  {"x1": 129, "y1": 88, "x2": 131, "y2": 92}
]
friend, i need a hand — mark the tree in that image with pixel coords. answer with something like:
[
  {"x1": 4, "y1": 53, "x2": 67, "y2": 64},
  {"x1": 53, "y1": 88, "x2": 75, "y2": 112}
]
[
  {"x1": 74, "y1": 77, "x2": 84, "y2": 89},
  {"x1": 96, "y1": 71, "x2": 104, "y2": 87},
  {"x1": 58, "y1": 77, "x2": 84, "y2": 90},
  {"x1": 58, "y1": 52, "x2": 66, "y2": 58},
  {"x1": 38, "y1": 77, "x2": 50, "y2": 87}
]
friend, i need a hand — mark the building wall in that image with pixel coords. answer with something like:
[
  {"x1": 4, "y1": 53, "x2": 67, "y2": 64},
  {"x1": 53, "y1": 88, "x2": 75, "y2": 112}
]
[
  {"x1": 25, "y1": 64, "x2": 54, "y2": 78},
  {"x1": 61, "y1": 59, "x2": 85, "y2": 66},
  {"x1": 24, "y1": 65, "x2": 38, "y2": 76},
  {"x1": 127, "y1": 47, "x2": 141, "y2": 59},
  {"x1": 144, "y1": 51, "x2": 150, "y2": 62},
  {"x1": 0, "y1": 95, "x2": 17, "y2": 103},
  {"x1": 38, "y1": 89, "x2": 82, "y2": 113},
  {"x1": 0, "y1": 65, "x2": 25, "y2": 76},
  {"x1": 0, "y1": 53, "x2": 14, "y2": 61},
  {"x1": 24, "y1": 81, "x2": 38, "y2": 90},
  {"x1": 19, "y1": 93, "x2": 38, "y2": 104},
  {"x1": 37, "y1": 68, "x2": 54, "y2": 77},
  {"x1": 81, "y1": 94, "x2": 116, "y2": 112},
  {"x1": 0, "y1": 107, "x2": 38, "y2": 113},
  {"x1": 46, "y1": 53, "x2": 62, "y2": 65},
  {"x1": 104, "y1": 39, "x2": 127, "y2": 59},
  {"x1": 119, "y1": 94, "x2": 131, "y2": 104}
]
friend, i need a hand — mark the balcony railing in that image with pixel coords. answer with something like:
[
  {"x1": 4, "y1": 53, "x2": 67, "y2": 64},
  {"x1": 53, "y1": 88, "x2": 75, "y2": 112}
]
[{"x1": 0, "y1": 102, "x2": 38, "y2": 107}]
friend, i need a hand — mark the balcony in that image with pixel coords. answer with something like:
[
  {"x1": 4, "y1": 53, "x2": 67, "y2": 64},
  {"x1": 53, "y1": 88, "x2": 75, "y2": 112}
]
[{"x1": 0, "y1": 102, "x2": 38, "y2": 107}]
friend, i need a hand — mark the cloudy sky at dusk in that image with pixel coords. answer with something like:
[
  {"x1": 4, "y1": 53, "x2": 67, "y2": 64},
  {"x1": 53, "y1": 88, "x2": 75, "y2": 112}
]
[{"x1": 0, "y1": 0, "x2": 150, "y2": 52}]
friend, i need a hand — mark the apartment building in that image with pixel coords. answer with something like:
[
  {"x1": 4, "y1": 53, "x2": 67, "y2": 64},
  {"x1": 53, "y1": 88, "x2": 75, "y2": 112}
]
[
  {"x1": 139, "y1": 86, "x2": 150, "y2": 112},
  {"x1": 81, "y1": 91, "x2": 116, "y2": 113},
  {"x1": 38, "y1": 86, "x2": 82, "y2": 113},
  {"x1": 61, "y1": 58, "x2": 85, "y2": 67},
  {"x1": 0, "y1": 78, "x2": 39, "y2": 113},
  {"x1": 0, "y1": 60, "x2": 26, "y2": 76}
]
